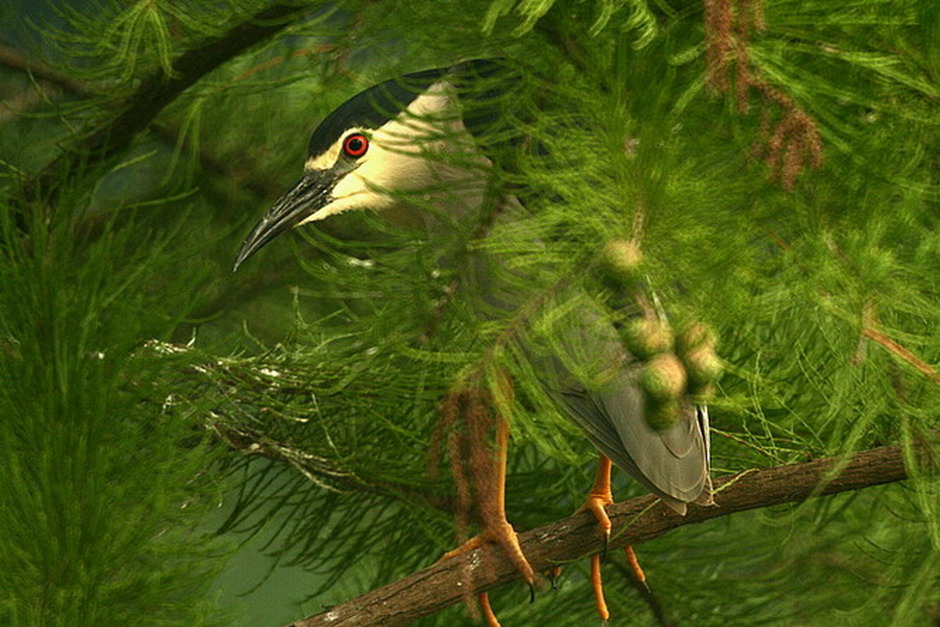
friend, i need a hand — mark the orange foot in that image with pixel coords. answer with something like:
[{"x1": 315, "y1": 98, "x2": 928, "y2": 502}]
[
  {"x1": 575, "y1": 456, "x2": 615, "y2": 621},
  {"x1": 438, "y1": 407, "x2": 537, "y2": 626},
  {"x1": 440, "y1": 522, "x2": 536, "y2": 627},
  {"x1": 574, "y1": 456, "x2": 648, "y2": 622},
  {"x1": 441, "y1": 521, "x2": 536, "y2": 589}
]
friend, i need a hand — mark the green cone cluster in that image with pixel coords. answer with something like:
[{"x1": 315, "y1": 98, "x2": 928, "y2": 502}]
[
  {"x1": 634, "y1": 321, "x2": 722, "y2": 430},
  {"x1": 622, "y1": 317, "x2": 674, "y2": 360},
  {"x1": 599, "y1": 240, "x2": 722, "y2": 430}
]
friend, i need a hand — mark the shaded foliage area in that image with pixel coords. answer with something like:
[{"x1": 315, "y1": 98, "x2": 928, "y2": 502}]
[
  {"x1": 0, "y1": 205, "x2": 228, "y2": 624},
  {"x1": 0, "y1": 0, "x2": 936, "y2": 625}
]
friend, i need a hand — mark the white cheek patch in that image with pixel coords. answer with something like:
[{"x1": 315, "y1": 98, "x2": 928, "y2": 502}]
[{"x1": 297, "y1": 80, "x2": 478, "y2": 225}]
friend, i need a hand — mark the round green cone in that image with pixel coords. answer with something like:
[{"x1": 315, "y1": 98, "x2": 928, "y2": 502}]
[
  {"x1": 639, "y1": 353, "x2": 687, "y2": 402},
  {"x1": 600, "y1": 239, "x2": 643, "y2": 289},
  {"x1": 623, "y1": 318, "x2": 674, "y2": 361},
  {"x1": 645, "y1": 397, "x2": 682, "y2": 430},
  {"x1": 683, "y1": 344, "x2": 722, "y2": 390}
]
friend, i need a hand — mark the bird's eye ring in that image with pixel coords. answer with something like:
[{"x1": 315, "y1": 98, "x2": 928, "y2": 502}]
[{"x1": 343, "y1": 133, "x2": 369, "y2": 158}]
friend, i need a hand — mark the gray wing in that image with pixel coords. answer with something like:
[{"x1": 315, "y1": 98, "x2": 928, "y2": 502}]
[
  {"x1": 471, "y1": 199, "x2": 712, "y2": 513},
  {"x1": 560, "y1": 373, "x2": 712, "y2": 515},
  {"x1": 533, "y1": 302, "x2": 712, "y2": 515}
]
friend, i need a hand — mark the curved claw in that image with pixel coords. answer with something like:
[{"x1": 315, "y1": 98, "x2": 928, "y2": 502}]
[{"x1": 575, "y1": 494, "x2": 613, "y2": 553}]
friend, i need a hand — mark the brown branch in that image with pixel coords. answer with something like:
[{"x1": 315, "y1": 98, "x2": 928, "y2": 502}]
[
  {"x1": 863, "y1": 327, "x2": 940, "y2": 385},
  {"x1": 22, "y1": 2, "x2": 313, "y2": 203},
  {"x1": 290, "y1": 440, "x2": 919, "y2": 626}
]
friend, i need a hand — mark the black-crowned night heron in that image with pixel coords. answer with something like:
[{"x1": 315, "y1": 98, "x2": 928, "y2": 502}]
[{"x1": 234, "y1": 59, "x2": 712, "y2": 624}]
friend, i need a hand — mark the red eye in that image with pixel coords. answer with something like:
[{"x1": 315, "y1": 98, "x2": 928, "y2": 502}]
[{"x1": 342, "y1": 133, "x2": 369, "y2": 158}]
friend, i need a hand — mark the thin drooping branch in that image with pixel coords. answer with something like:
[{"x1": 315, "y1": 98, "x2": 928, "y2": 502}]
[
  {"x1": 863, "y1": 327, "x2": 940, "y2": 385},
  {"x1": 702, "y1": 0, "x2": 823, "y2": 189},
  {"x1": 291, "y1": 440, "x2": 915, "y2": 626},
  {"x1": 23, "y1": 2, "x2": 313, "y2": 203},
  {"x1": 209, "y1": 417, "x2": 455, "y2": 515},
  {"x1": 143, "y1": 340, "x2": 456, "y2": 513}
]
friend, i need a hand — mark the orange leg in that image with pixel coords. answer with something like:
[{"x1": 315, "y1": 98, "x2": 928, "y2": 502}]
[
  {"x1": 440, "y1": 412, "x2": 536, "y2": 621},
  {"x1": 574, "y1": 456, "x2": 652, "y2": 619},
  {"x1": 575, "y1": 456, "x2": 614, "y2": 621},
  {"x1": 575, "y1": 456, "x2": 615, "y2": 553},
  {"x1": 590, "y1": 553, "x2": 610, "y2": 622},
  {"x1": 625, "y1": 544, "x2": 649, "y2": 592},
  {"x1": 440, "y1": 416, "x2": 535, "y2": 585}
]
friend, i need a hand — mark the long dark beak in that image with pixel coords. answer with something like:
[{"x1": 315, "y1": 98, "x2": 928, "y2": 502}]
[{"x1": 233, "y1": 171, "x2": 335, "y2": 271}]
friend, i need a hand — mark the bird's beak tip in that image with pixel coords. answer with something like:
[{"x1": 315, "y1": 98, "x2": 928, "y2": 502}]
[
  {"x1": 232, "y1": 171, "x2": 332, "y2": 274},
  {"x1": 232, "y1": 246, "x2": 252, "y2": 273}
]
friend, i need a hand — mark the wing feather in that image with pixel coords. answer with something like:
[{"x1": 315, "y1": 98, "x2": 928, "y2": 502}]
[{"x1": 556, "y1": 360, "x2": 711, "y2": 515}]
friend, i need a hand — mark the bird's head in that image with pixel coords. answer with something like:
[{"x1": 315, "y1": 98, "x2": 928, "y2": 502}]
[{"x1": 234, "y1": 60, "x2": 512, "y2": 271}]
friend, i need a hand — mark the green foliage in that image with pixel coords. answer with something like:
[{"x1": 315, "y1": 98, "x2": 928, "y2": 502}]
[
  {"x1": 0, "y1": 0, "x2": 936, "y2": 625},
  {"x1": 0, "y1": 203, "x2": 230, "y2": 625}
]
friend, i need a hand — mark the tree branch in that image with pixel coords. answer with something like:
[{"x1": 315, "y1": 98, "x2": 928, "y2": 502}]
[
  {"x1": 290, "y1": 440, "x2": 919, "y2": 626},
  {"x1": 0, "y1": 41, "x2": 286, "y2": 200},
  {"x1": 863, "y1": 326, "x2": 940, "y2": 385},
  {"x1": 208, "y1": 417, "x2": 455, "y2": 514},
  {"x1": 22, "y1": 2, "x2": 313, "y2": 202}
]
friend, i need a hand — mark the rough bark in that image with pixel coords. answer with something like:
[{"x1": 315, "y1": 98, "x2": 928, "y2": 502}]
[{"x1": 291, "y1": 441, "x2": 916, "y2": 626}]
